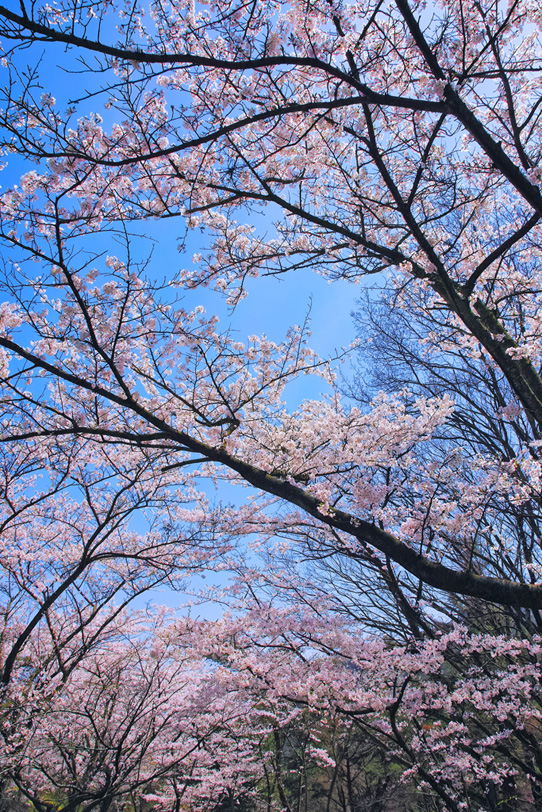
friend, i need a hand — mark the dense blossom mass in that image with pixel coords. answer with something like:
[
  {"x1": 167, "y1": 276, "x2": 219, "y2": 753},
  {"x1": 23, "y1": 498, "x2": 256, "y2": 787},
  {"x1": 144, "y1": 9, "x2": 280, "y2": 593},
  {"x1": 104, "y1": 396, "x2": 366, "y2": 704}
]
[{"x1": 1, "y1": 0, "x2": 542, "y2": 808}]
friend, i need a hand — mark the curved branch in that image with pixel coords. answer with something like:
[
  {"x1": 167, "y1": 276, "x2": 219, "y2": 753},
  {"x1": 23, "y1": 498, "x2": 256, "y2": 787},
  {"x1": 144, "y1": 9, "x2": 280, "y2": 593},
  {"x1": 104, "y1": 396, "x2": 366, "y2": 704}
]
[{"x1": 1, "y1": 334, "x2": 540, "y2": 609}]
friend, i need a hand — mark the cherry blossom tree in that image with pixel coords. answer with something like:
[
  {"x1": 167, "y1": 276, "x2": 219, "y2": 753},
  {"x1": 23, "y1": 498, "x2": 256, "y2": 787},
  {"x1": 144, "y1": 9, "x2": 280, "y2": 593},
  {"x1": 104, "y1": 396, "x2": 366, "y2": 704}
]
[
  {"x1": 7, "y1": 597, "x2": 542, "y2": 812},
  {"x1": 0, "y1": 427, "x2": 244, "y2": 808},
  {"x1": 1, "y1": 0, "x2": 542, "y2": 808},
  {"x1": 0, "y1": 0, "x2": 541, "y2": 609},
  {"x1": 167, "y1": 601, "x2": 542, "y2": 812},
  {"x1": 4, "y1": 611, "x2": 272, "y2": 812}
]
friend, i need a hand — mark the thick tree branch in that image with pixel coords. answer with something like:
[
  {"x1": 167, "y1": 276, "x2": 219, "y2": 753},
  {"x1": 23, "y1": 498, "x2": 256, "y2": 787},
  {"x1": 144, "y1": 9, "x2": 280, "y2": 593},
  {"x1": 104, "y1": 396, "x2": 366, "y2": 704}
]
[{"x1": 1, "y1": 336, "x2": 540, "y2": 609}]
